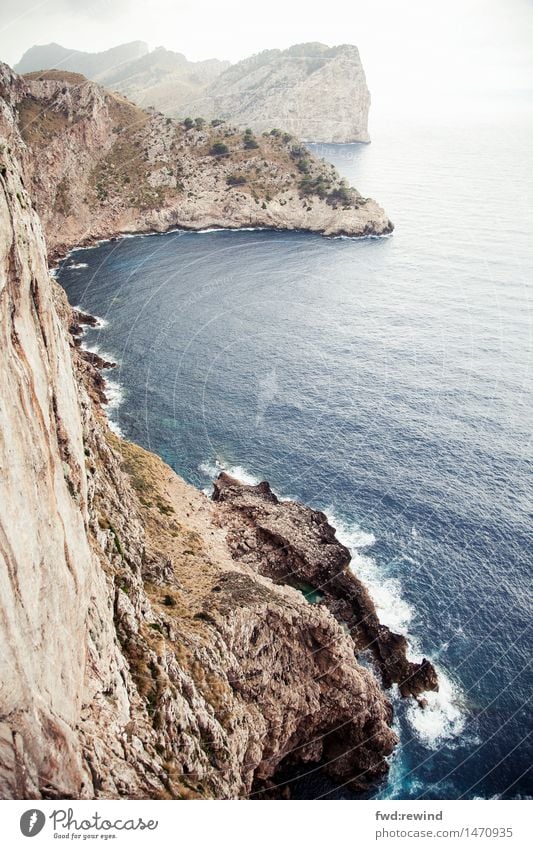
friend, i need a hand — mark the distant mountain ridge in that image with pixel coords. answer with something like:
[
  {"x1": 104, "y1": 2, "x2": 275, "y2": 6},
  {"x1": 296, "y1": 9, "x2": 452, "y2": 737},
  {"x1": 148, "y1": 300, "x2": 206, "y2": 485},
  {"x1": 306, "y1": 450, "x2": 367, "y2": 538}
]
[
  {"x1": 15, "y1": 40, "x2": 371, "y2": 142},
  {"x1": 14, "y1": 40, "x2": 149, "y2": 78}
]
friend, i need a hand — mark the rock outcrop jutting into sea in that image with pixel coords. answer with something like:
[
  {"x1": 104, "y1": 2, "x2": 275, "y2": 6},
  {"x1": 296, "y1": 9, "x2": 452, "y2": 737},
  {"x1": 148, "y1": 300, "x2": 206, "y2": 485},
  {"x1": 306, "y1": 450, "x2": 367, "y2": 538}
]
[
  {"x1": 16, "y1": 41, "x2": 371, "y2": 143},
  {"x1": 0, "y1": 60, "x2": 433, "y2": 799},
  {"x1": 10, "y1": 66, "x2": 391, "y2": 257}
]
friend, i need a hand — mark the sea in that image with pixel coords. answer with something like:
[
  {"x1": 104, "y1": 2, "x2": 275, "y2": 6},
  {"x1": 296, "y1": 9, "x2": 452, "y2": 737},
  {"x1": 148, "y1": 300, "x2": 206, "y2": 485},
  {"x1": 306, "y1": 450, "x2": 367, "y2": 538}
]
[{"x1": 56, "y1": 104, "x2": 532, "y2": 800}]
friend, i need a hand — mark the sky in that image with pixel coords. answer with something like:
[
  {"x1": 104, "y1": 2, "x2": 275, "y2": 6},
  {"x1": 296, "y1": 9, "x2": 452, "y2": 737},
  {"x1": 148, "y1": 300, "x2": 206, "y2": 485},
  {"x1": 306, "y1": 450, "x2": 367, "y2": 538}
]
[{"x1": 0, "y1": 0, "x2": 532, "y2": 118}]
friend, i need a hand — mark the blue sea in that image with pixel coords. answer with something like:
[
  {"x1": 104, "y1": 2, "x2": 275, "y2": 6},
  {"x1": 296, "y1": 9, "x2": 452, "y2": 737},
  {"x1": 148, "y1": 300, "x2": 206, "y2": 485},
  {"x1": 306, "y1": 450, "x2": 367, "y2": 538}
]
[{"x1": 57, "y1": 110, "x2": 532, "y2": 800}]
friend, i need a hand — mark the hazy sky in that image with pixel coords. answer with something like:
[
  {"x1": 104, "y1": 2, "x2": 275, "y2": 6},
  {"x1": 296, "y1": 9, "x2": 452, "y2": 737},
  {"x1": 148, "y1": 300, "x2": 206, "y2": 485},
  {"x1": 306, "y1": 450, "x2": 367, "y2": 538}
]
[{"x1": 0, "y1": 0, "x2": 532, "y2": 116}]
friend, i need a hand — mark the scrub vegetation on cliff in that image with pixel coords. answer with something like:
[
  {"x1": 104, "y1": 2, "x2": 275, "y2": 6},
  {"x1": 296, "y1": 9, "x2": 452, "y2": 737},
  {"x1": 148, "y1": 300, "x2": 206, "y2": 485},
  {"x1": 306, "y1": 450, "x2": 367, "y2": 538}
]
[{"x1": 10, "y1": 67, "x2": 392, "y2": 257}]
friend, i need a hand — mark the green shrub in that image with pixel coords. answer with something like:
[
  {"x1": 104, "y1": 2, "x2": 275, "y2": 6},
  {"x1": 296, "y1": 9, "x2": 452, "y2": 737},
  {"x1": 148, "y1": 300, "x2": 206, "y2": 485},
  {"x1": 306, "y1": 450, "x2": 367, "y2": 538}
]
[
  {"x1": 210, "y1": 118, "x2": 224, "y2": 127},
  {"x1": 226, "y1": 174, "x2": 247, "y2": 186},
  {"x1": 298, "y1": 175, "x2": 331, "y2": 199},
  {"x1": 183, "y1": 117, "x2": 194, "y2": 130},
  {"x1": 242, "y1": 128, "x2": 259, "y2": 148},
  {"x1": 210, "y1": 142, "x2": 230, "y2": 156},
  {"x1": 326, "y1": 185, "x2": 355, "y2": 206},
  {"x1": 290, "y1": 144, "x2": 306, "y2": 159}
]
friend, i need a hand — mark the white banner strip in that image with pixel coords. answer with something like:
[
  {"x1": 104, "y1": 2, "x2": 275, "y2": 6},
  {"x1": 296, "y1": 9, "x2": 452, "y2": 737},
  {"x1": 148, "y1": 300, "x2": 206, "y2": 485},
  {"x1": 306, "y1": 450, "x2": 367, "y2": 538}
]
[{"x1": 1, "y1": 799, "x2": 530, "y2": 848}]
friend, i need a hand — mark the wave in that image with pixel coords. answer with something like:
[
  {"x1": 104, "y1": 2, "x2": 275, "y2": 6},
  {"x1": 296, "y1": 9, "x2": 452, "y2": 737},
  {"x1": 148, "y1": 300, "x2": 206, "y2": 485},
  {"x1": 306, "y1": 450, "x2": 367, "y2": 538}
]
[
  {"x1": 82, "y1": 342, "x2": 116, "y2": 362},
  {"x1": 199, "y1": 456, "x2": 261, "y2": 490},
  {"x1": 327, "y1": 511, "x2": 415, "y2": 635},
  {"x1": 195, "y1": 226, "x2": 268, "y2": 234},
  {"x1": 71, "y1": 308, "x2": 108, "y2": 329},
  {"x1": 405, "y1": 673, "x2": 467, "y2": 749},
  {"x1": 68, "y1": 262, "x2": 88, "y2": 269},
  {"x1": 107, "y1": 419, "x2": 124, "y2": 438},
  {"x1": 326, "y1": 511, "x2": 466, "y2": 749},
  {"x1": 103, "y1": 378, "x2": 124, "y2": 410},
  {"x1": 331, "y1": 232, "x2": 393, "y2": 241}
]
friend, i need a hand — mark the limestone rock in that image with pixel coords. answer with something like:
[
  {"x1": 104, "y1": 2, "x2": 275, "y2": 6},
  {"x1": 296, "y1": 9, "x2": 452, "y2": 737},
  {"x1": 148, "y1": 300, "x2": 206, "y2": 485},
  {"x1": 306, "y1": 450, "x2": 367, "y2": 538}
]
[
  {"x1": 4, "y1": 64, "x2": 390, "y2": 256},
  {"x1": 213, "y1": 474, "x2": 439, "y2": 700},
  {"x1": 192, "y1": 43, "x2": 371, "y2": 143}
]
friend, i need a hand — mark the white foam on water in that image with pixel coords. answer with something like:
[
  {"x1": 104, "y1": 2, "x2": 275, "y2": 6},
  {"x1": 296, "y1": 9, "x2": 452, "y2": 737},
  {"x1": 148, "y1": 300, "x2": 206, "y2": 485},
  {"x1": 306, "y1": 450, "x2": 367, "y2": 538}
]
[
  {"x1": 331, "y1": 232, "x2": 393, "y2": 241},
  {"x1": 327, "y1": 511, "x2": 467, "y2": 749},
  {"x1": 103, "y1": 379, "x2": 124, "y2": 410},
  {"x1": 107, "y1": 419, "x2": 124, "y2": 438},
  {"x1": 327, "y1": 511, "x2": 415, "y2": 636},
  {"x1": 82, "y1": 342, "x2": 116, "y2": 362},
  {"x1": 195, "y1": 226, "x2": 267, "y2": 234},
  {"x1": 72, "y1": 307, "x2": 108, "y2": 329},
  {"x1": 68, "y1": 262, "x2": 88, "y2": 269},
  {"x1": 405, "y1": 670, "x2": 467, "y2": 749},
  {"x1": 63, "y1": 244, "x2": 92, "y2": 253},
  {"x1": 199, "y1": 456, "x2": 261, "y2": 486}
]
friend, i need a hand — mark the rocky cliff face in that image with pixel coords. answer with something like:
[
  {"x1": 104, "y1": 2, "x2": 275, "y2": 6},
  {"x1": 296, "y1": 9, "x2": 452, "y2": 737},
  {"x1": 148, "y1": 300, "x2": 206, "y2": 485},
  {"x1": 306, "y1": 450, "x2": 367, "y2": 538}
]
[
  {"x1": 16, "y1": 41, "x2": 371, "y2": 144},
  {"x1": 9, "y1": 66, "x2": 390, "y2": 256},
  {"x1": 213, "y1": 475, "x2": 438, "y2": 702},
  {"x1": 0, "y1": 62, "x2": 433, "y2": 800},
  {"x1": 192, "y1": 43, "x2": 371, "y2": 143}
]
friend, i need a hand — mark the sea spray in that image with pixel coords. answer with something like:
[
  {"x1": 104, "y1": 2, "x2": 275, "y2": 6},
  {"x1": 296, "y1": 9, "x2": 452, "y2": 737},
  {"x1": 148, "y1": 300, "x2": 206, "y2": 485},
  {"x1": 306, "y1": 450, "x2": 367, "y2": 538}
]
[{"x1": 329, "y1": 511, "x2": 467, "y2": 749}]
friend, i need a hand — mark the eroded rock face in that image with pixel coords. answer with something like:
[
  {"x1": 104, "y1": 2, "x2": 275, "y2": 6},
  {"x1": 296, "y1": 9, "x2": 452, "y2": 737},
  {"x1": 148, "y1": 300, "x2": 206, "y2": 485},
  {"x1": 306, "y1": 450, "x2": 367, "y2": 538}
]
[
  {"x1": 212, "y1": 474, "x2": 439, "y2": 701},
  {"x1": 192, "y1": 43, "x2": 371, "y2": 143},
  {"x1": 0, "y1": 64, "x2": 401, "y2": 799},
  {"x1": 0, "y1": 63, "x2": 93, "y2": 798},
  {"x1": 0, "y1": 63, "x2": 392, "y2": 257}
]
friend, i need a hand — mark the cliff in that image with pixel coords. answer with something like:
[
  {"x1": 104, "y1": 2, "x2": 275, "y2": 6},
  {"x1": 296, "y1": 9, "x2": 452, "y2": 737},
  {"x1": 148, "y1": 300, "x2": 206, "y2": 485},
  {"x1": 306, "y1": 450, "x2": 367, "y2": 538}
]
[
  {"x1": 10, "y1": 66, "x2": 390, "y2": 256},
  {"x1": 190, "y1": 43, "x2": 371, "y2": 144},
  {"x1": 16, "y1": 41, "x2": 371, "y2": 144},
  {"x1": 0, "y1": 61, "x2": 433, "y2": 800}
]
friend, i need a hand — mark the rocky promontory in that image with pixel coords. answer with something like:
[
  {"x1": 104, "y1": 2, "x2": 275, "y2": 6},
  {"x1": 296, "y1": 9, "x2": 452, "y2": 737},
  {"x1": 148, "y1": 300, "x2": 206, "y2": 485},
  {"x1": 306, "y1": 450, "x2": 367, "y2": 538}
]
[
  {"x1": 2, "y1": 64, "x2": 391, "y2": 257},
  {"x1": 213, "y1": 474, "x2": 438, "y2": 701}
]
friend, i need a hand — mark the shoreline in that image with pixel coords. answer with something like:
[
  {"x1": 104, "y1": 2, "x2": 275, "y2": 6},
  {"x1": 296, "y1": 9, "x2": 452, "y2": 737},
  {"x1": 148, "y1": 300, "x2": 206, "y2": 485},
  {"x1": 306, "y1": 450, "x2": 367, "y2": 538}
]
[
  {"x1": 69, "y1": 292, "x2": 442, "y2": 706},
  {"x1": 55, "y1": 224, "x2": 468, "y2": 778},
  {"x1": 49, "y1": 220, "x2": 394, "y2": 266}
]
